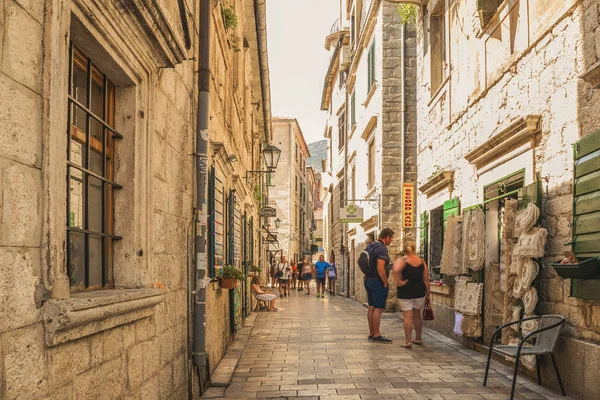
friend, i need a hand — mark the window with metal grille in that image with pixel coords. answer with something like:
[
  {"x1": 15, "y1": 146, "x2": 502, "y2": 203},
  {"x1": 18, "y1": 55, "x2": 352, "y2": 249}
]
[{"x1": 67, "y1": 44, "x2": 122, "y2": 291}]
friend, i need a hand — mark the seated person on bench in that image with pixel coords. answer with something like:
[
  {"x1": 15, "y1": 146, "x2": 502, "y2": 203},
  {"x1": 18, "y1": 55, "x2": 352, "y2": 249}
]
[{"x1": 251, "y1": 276, "x2": 278, "y2": 312}]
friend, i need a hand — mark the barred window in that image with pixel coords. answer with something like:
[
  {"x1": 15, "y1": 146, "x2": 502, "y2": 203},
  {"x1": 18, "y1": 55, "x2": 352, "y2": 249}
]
[{"x1": 67, "y1": 44, "x2": 122, "y2": 291}]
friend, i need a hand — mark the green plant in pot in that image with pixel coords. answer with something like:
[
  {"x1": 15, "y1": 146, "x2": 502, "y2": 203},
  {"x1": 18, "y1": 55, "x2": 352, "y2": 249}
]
[
  {"x1": 250, "y1": 265, "x2": 262, "y2": 276},
  {"x1": 221, "y1": 265, "x2": 246, "y2": 289}
]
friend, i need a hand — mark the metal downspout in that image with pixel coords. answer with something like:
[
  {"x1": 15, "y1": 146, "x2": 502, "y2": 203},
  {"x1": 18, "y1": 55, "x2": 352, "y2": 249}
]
[
  {"x1": 193, "y1": 0, "x2": 210, "y2": 393},
  {"x1": 400, "y1": 24, "x2": 406, "y2": 243}
]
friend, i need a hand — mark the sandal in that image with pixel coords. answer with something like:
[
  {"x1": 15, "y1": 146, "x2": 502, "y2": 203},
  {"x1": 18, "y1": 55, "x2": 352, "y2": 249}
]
[
  {"x1": 412, "y1": 340, "x2": 423, "y2": 345},
  {"x1": 401, "y1": 343, "x2": 412, "y2": 349}
]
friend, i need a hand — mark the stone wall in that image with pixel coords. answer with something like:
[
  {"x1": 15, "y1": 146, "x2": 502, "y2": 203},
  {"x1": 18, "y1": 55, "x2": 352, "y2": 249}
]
[
  {"x1": 0, "y1": 0, "x2": 266, "y2": 398},
  {"x1": 414, "y1": 1, "x2": 600, "y2": 398}
]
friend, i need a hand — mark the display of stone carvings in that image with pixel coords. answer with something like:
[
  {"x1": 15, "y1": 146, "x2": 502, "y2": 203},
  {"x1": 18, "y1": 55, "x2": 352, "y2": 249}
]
[
  {"x1": 461, "y1": 208, "x2": 486, "y2": 271},
  {"x1": 513, "y1": 227, "x2": 548, "y2": 258},
  {"x1": 454, "y1": 277, "x2": 483, "y2": 338},
  {"x1": 523, "y1": 287, "x2": 538, "y2": 315},
  {"x1": 512, "y1": 258, "x2": 539, "y2": 299},
  {"x1": 515, "y1": 203, "x2": 540, "y2": 239},
  {"x1": 461, "y1": 315, "x2": 482, "y2": 338},
  {"x1": 441, "y1": 215, "x2": 463, "y2": 275},
  {"x1": 502, "y1": 199, "x2": 519, "y2": 343}
]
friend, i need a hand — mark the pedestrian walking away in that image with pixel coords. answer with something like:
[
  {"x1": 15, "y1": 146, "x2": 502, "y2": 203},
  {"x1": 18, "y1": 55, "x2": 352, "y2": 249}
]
[
  {"x1": 276, "y1": 255, "x2": 291, "y2": 297},
  {"x1": 393, "y1": 241, "x2": 430, "y2": 348},
  {"x1": 314, "y1": 255, "x2": 329, "y2": 298},
  {"x1": 327, "y1": 257, "x2": 337, "y2": 296},
  {"x1": 291, "y1": 261, "x2": 298, "y2": 289},
  {"x1": 296, "y1": 259, "x2": 304, "y2": 291},
  {"x1": 302, "y1": 260, "x2": 313, "y2": 295},
  {"x1": 363, "y1": 228, "x2": 394, "y2": 343}
]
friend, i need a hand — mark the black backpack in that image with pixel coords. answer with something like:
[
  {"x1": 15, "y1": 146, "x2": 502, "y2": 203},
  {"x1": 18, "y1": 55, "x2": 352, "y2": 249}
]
[{"x1": 358, "y1": 242, "x2": 381, "y2": 276}]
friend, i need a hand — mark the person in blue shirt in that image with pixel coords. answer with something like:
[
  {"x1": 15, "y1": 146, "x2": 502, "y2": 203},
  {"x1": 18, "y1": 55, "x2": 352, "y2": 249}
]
[{"x1": 314, "y1": 255, "x2": 329, "y2": 298}]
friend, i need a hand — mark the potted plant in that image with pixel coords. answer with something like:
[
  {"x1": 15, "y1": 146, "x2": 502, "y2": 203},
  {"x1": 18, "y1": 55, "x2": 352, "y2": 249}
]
[
  {"x1": 221, "y1": 265, "x2": 245, "y2": 289},
  {"x1": 250, "y1": 265, "x2": 262, "y2": 277},
  {"x1": 552, "y1": 256, "x2": 600, "y2": 280}
]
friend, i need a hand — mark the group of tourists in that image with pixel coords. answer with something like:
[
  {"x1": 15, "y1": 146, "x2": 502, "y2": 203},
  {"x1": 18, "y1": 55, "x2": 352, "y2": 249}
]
[
  {"x1": 267, "y1": 254, "x2": 337, "y2": 297},
  {"x1": 251, "y1": 227, "x2": 431, "y2": 348},
  {"x1": 363, "y1": 228, "x2": 431, "y2": 347}
]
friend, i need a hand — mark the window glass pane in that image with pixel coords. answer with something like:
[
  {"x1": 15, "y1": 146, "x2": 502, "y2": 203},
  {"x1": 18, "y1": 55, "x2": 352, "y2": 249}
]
[
  {"x1": 88, "y1": 177, "x2": 103, "y2": 233},
  {"x1": 104, "y1": 237, "x2": 113, "y2": 285},
  {"x1": 69, "y1": 130, "x2": 86, "y2": 166},
  {"x1": 90, "y1": 149, "x2": 103, "y2": 175},
  {"x1": 90, "y1": 77, "x2": 104, "y2": 118},
  {"x1": 88, "y1": 235, "x2": 103, "y2": 287},
  {"x1": 69, "y1": 166, "x2": 85, "y2": 229},
  {"x1": 90, "y1": 119, "x2": 103, "y2": 147},
  {"x1": 105, "y1": 185, "x2": 114, "y2": 234},
  {"x1": 73, "y1": 64, "x2": 88, "y2": 104},
  {"x1": 68, "y1": 231, "x2": 85, "y2": 288}
]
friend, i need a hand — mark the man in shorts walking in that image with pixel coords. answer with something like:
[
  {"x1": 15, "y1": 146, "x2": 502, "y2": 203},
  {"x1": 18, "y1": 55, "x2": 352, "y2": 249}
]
[
  {"x1": 314, "y1": 255, "x2": 329, "y2": 298},
  {"x1": 364, "y1": 228, "x2": 394, "y2": 343}
]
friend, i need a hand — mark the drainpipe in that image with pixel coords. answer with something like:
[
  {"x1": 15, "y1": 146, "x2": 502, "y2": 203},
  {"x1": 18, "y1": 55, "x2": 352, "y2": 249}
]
[
  {"x1": 193, "y1": 0, "x2": 210, "y2": 393},
  {"x1": 400, "y1": 23, "x2": 406, "y2": 243}
]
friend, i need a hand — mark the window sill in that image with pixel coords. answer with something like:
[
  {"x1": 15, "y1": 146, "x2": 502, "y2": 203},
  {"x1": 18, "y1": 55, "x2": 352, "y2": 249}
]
[
  {"x1": 428, "y1": 75, "x2": 450, "y2": 108},
  {"x1": 363, "y1": 82, "x2": 378, "y2": 109},
  {"x1": 43, "y1": 288, "x2": 164, "y2": 346}
]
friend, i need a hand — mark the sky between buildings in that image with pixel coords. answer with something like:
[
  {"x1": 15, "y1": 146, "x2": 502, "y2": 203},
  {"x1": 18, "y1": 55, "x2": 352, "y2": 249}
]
[{"x1": 267, "y1": 0, "x2": 339, "y2": 145}]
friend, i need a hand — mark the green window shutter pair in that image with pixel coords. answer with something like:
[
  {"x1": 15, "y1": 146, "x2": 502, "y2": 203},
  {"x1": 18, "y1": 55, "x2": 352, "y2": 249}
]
[{"x1": 208, "y1": 166, "x2": 216, "y2": 278}]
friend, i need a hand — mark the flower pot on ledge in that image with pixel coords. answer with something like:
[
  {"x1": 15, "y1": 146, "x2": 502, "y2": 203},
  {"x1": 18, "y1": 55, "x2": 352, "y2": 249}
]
[
  {"x1": 552, "y1": 257, "x2": 600, "y2": 280},
  {"x1": 221, "y1": 277, "x2": 238, "y2": 289}
]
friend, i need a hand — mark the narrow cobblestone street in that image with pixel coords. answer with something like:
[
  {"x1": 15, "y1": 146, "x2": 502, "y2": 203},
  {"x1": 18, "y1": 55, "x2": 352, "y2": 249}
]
[{"x1": 203, "y1": 287, "x2": 570, "y2": 400}]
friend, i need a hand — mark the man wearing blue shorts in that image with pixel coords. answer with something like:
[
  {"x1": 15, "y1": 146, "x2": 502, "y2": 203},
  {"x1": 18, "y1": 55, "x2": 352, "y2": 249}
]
[
  {"x1": 364, "y1": 228, "x2": 394, "y2": 343},
  {"x1": 314, "y1": 255, "x2": 329, "y2": 298}
]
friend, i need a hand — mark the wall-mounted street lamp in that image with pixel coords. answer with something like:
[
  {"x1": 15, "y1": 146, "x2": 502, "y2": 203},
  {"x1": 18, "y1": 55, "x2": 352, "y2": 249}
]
[
  {"x1": 245, "y1": 145, "x2": 282, "y2": 183},
  {"x1": 274, "y1": 218, "x2": 281, "y2": 229}
]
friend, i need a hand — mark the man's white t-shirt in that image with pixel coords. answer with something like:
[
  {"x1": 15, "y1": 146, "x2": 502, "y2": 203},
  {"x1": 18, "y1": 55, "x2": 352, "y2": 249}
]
[{"x1": 277, "y1": 262, "x2": 292, "y2": 280}]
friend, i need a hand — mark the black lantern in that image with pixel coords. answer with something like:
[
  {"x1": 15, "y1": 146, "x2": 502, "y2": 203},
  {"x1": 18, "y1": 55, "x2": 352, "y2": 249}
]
[
  {"x1": 274, "y1": 218, "x2": 281, "y2": 229},
  {"x1": 262, "y1": 145, "x2": 281, "y2": 170},
  {"x1": 246, "y1": 145, "x2": 282, "y2": 184}
]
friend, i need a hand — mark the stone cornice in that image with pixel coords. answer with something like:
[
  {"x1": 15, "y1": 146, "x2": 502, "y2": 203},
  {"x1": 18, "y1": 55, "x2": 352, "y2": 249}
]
[
  {"x1": 120, "y1": 0, "x2": 187, "y2": 67},
  {"x1": 464, "y1": 115, "x2": 541, "y2": 170},
  {"x1": 360, "y1": 215, "x2": 378, "y2": 231},
  {"x1": 419, "y1": 171, "x2": 454, "y2": 198},
  {"x1": 44, "y1": 288, "x2": 163, "y2": 346}
]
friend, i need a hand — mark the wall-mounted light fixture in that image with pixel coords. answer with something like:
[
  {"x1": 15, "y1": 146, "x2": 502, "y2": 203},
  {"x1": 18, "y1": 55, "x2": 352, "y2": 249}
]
[{"x1": 228, "y1": 154, "x2": 238, "y2": 163}]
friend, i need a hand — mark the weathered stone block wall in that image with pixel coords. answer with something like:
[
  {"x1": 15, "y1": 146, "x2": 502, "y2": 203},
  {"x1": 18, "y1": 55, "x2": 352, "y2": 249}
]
[
  {"x1": 0, "y1": 0, "x2": 265, "y2": 398},
  {"x1": 414, "y1": 1, "x2": 600, "y2": 398}
]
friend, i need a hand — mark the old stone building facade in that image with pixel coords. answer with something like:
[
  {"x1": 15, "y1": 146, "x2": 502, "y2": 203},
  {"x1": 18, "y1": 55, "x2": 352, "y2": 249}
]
[
  {"x1": 270, "y1": 118, "x2": 314, "y2": 263},
  {"x1": 321, "y1": 0, "x2": 417, "y2": 305},
  {"x1": 413, "y1": 0, "x2": 600, "y2": 398},
  {"x1": 0, "y1": 0, "x2": 271, "y2": 398}
]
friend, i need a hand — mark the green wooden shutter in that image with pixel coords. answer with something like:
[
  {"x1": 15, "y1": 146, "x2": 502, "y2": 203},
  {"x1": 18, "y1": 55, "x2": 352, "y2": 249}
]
[
  {"x1": 518, "y1": 176, "x2": 542, "y2": 211},
  {"x1": 443, "y1": 197, "x2": 460, "y2": 228},
  {"x1": 208, "y1": 166, "x2": 216, "y2": 278},
  {"x1": 571, "y1": 130, "x2": 600, "y2": 300},
  {"x1": 419, "y1": 211, "x2": 429, "y2": 260},
  {"x1": 573, "y1": 130, "x2": 600, "y2": 257}
]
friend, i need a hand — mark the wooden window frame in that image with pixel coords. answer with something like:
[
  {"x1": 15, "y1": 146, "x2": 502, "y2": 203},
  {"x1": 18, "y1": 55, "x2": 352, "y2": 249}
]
[
  {"x1": 67, "y1": 44, "x2": 122, "y2": 292},
  {"x1": 367, "y1": 139, "x2": 375, "y2": 189}
]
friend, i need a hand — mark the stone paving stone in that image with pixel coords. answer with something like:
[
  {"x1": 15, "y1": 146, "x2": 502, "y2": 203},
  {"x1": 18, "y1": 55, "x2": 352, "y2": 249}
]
[{"x1": 201, "y1": 290, "x2": 573, "y2": 399}]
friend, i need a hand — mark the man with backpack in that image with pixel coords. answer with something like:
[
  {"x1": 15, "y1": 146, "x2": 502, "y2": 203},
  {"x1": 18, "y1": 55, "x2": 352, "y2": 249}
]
[{"x1": 358, "y1": 228, "x2": 395, "y2": 343}]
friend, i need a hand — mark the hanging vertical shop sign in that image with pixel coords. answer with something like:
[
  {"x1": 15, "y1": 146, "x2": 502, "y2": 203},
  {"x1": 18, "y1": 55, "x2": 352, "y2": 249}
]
[{"x1": 402, "y1": 182, "x2": 415, "y2": 228}]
